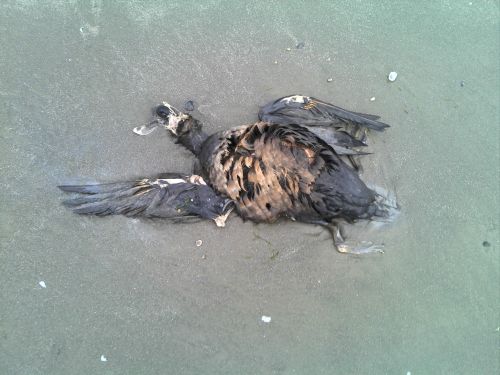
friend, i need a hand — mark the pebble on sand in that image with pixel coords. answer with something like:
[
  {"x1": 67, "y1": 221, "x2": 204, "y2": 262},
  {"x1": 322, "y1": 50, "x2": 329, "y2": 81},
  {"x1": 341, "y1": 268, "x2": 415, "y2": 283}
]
[
  {"x1": 100, "y1": 355, "x2": 107, "y2": 362},
  {"x1": 370, "y1": 97, "x2": 376, "y2": 101},
  {"x1": 184, "y1": 100, "x2": 196, "y2": 112},
  {"x1": 327, "y1": 78, "x2": 333, "y2": 83},
  {"x1": 296, "y1": 42, "x2": 305, "y2": 49}
]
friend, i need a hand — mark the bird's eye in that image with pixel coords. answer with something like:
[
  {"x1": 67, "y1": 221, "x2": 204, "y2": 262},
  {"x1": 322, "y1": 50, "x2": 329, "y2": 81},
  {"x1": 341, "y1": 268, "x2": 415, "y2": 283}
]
[{"x1": 156, "y1": 105, "x2": 171, "y2": 119}]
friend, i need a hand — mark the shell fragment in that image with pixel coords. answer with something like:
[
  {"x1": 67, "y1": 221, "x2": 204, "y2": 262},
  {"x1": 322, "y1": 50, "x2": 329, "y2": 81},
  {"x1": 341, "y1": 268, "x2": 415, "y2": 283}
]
[{"x1": 261, "y1": 315, "x2": 272, "y2": 323}]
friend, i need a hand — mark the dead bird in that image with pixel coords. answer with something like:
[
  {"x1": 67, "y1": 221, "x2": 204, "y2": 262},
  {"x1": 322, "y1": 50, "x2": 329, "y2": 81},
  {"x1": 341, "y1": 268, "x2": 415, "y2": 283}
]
[{"x1": 59, "y1": 95, "x2": 398, "y2": 254}]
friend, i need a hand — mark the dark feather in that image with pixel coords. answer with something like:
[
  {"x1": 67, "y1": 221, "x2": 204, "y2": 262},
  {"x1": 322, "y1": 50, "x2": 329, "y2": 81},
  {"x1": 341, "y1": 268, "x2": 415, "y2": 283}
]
[
  {"x1": 59, "y1": 176, "x2": 232, "y2": 222},
  {"x1": 259, "y1": 95, "x2": 390, "y2": 131}
]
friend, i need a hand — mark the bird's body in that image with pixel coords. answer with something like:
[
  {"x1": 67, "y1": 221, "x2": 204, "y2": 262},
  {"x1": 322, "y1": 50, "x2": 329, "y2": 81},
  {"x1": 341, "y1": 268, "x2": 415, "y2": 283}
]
[
  {"x1": 60, "y1": 95, "x2": 398, "y2": 253},
  {"x1": 198, "y1": 121, "x2": 380, "y2": 224}
]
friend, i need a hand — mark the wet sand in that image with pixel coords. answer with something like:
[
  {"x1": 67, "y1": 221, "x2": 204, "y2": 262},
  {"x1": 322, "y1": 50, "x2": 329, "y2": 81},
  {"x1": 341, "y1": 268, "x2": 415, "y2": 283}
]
[{"x1": 1, "y1": 1, "x2": 498, "y2": 374}]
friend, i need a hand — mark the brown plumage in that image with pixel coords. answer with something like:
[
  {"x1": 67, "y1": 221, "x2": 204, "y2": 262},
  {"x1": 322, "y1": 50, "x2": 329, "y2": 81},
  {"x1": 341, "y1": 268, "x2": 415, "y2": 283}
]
[{"x1": 207, "y1": 122, "x2": 322, "y2": 222}]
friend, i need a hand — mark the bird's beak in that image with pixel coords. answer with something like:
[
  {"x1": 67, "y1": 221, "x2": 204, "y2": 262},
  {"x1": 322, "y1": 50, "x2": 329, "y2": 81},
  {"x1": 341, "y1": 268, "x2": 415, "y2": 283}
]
[
  {"x1": 133, "y1": 119, "x2": 162, "y2": 136},
  {"x1": 132, "y1": 101, "x2": 185, "y2": 136},
  {"x1": 158, "y1": 101, "x2": 190, "y2": 136}
]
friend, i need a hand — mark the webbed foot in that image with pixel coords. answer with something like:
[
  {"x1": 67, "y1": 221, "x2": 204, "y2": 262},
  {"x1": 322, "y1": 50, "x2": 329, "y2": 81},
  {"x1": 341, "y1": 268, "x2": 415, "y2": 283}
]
[
  {"x1": 336, "y1": 240, "x2": 384, "y2": 255},
  {"x1": 330, "y1": 226, "x2": 384, "y2": 255}
]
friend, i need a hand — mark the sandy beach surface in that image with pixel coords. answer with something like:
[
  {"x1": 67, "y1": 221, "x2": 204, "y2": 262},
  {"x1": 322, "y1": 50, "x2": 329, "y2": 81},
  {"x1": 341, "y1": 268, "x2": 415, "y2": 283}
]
[{"x1": 1, "y1": 1, "x2": 498, "y2": 374}]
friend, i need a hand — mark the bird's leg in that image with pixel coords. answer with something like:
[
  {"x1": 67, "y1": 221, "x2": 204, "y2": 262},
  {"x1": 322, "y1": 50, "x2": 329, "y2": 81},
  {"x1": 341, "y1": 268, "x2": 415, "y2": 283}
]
[
  {"x1": 359, "y1": 127, "x2": 368, "y2": 144},
  {"x1": 327, "y1": 224, "x2": 384, "y2": 255},
  {"x1": 213, "y1": 202, "x2": 234, "y2": 227},
  {"x1": 347, "y1": 155, "x2": 361, "y2": 171}
]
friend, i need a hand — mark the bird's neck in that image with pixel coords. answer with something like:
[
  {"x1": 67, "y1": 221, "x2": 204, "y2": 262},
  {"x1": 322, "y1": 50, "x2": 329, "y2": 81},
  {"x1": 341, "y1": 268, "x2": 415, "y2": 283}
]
[{"x1": 177, "y1": 127, "x2": 208, "y2": 156}]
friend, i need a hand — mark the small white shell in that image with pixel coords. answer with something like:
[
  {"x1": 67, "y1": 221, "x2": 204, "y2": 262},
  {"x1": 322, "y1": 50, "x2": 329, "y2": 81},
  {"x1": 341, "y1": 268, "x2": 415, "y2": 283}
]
[
  {"x1": 327, "y1": 78, "x2": 333, "y2": 82},
  {"x1": 195, "y1": 240, "x2": 203, "y2": 247},
  {"x1": 38, "y1": 281, "x2": 46, "y2": 288},
  {"x1": 370, "y1": 97, "x2": 376, "y2": 102},
  {"x1": 388, "y1": 71, "x2": 398, "y2": 82},
  {"x1": 100, "y1": 355, "x2": 107, "y2": 362},
  {"x1": 261, "y1": 315, "x2": 271, "y2": 323}
]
